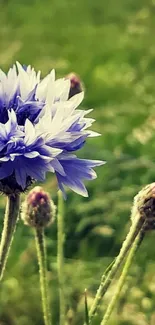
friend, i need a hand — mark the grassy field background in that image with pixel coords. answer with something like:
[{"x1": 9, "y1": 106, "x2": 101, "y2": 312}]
[{"x1": 0, "y1": 0, "x2": 155, "y2": 324}]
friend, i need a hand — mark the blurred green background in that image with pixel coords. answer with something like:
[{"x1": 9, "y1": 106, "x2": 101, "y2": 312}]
[{"x1": 1, "y1": 0, "x2": 155, "y2": 324}]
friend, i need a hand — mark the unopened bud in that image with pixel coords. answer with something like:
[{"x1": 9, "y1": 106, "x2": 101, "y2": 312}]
[
  {"x1": 132, "y1": 183, "x2": 155, "y2": 231},
  {"x1": 21, "y1": 186, "x2": 56, "y2": 228},
  {"x1": 65, "y1": 72, "x2": 83, "y2": 99}
]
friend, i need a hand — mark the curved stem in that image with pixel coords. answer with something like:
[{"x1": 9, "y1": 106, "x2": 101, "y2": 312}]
[
  {"x1": 57, "y1": 190, "x2": 66, "y2": 325},
  {"x1": 101, "y1": 232, "x2": 141, "y2": 325},
  {"x1": 88, "y1": 213, "x2": 144, "y2": 324},
  {"x1": 0, "y1": 194, "x2": 20, "y2": 280},
  {"x1": 35, "y1": 227, "x2": 51, "y2": 325}
]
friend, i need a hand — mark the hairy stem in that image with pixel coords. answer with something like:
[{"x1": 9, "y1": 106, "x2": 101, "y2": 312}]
[
  {"x1": 101, "y1": 232, "x2": 141, "y2": 325},
  {"x1": 0, "y1": 194, "x2": 20, "y2": 280},
  {"x1": 35, "y1": 227, "x2": 51, "y2": 325},
  {"x1": 88, "y1": 213, "x2": 144, "y2": 323},
  {"x1": 57, "y1": 190, "x2": 66, "y2": 325}
]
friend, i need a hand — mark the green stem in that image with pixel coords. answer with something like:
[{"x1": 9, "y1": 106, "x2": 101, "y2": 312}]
[
  {"x1": 84, "y1": 260, "x2": 115, "y2": 325},
  {"x1": 101, "y1": 232, "x2": 141, "y2": 325},
  {"x1": 0, "y1": 194, "x2": 20, "y2": 280},
  {"x1": 35, "y1": 227, "x2": 51, "y2": 325},
  {"x1": 88, "y1": 213, "x2": 144, "y2": 324},
  {"x1": 57, "y1": 190, "x2": 66, "y2": 325}
]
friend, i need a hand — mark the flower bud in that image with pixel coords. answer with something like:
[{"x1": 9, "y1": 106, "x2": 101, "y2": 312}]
[
  {"x1": 132, "y1": 183, "x2": 155, "y2": 231},
  {"x1": 65, "y1": 72, "x2": 83, "y2": 99},
  {"x1": 21, "y1": 186, "x2": 56, "y2": 228}
]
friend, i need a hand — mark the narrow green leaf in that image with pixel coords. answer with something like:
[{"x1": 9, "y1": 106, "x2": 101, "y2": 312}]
[{"x1": 84, "y1": 289, "x2": 89, "y2": 325}]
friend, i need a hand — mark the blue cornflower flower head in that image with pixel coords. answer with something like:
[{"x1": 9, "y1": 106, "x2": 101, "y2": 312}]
[{"x1": 0, "y1": 62, "x2": 105, "y2": 197}]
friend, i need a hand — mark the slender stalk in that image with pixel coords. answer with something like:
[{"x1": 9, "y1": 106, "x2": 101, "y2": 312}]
[
  {"x1": 88, "y1": 213, "x2": 144, "y2": 323},
  {"x1": 57, "y1": 190, "x2": 66, "y2": 325},
  {"x1": 83, "y1": 260, "x2": 115, "y2": 325},
  {"x1": 0, "y1": 193, "x2": 20, "y2": 280},
  {"x1": 35, "y1": 227, "x2": 51, "y2": 325},
  {"x1": 101, "y1": 232, "x2": 141, "y2": 325}
]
